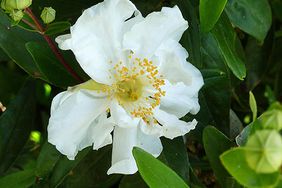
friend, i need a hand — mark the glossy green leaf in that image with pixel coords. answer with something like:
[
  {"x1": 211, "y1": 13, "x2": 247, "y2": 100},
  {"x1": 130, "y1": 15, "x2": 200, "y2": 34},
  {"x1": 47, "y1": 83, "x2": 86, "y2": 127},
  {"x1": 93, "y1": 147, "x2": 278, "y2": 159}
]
[
  {"x1": 45, "y1": 21, "x2": 71, "y2": 36},
  {"x1": 36, "y1": 142, "x2": 61, "y2": 178},
  {"x1": 200, "y1": 0, "x2": 227, "y2": 32},
  {"x1": 0, "y1": 80, "x2": 36, "y2": 174},
  {"x1": 199, "y1": 33, "x2": 231, "y2": 136},
  {"x1": 133, "y1": 147, "x2": 189, "y2": 188},
  {"x1": 49, "y1": 148, "x2": 90, "y2": 187},
  {"x1": 161, "y1": 137, "x2": 190, "y2": 182},
  {"x1": 211, "y1": 14, "x2": 246, "y2": 80},
  {"x1": 203, "y1": 126, "x2": 233, "y2": 186},
  {"x1": 25, "y1": 41, "x2": 77, "y2": 87},
  {"x1": 60, "y1": 146, "x2": 121, "y2": 188},
  {"x1": 178, "y1": 0, "x2": 202, "y2": 68},
  {"x1": 0, "y1": 10, "x2": 44, "y2": 78},
  {"x1": 0, "y1": 169, "x2": 35, "y2": 188},
  {"x1": 225, "y1": 0, "x2": 272, "y2": 42},
  {"x1": 220, "y1": 148, "x2": 280, "y2": 188}
]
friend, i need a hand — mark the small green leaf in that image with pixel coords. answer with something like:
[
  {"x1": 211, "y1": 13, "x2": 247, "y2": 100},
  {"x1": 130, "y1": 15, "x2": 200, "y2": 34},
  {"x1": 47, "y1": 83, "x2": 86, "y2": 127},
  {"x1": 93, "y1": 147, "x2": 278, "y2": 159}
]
[
  {"x1": 203, "y1": 126, "x2": 233, "y2": 186},
  {"x1": 45, "y1": 21, "x2": 71, "y2": 36},
  {"x1": 225, "y1": 0, "x2": 272, "y2": 42},
  {"x1": 220, "y1": 148, "x2": 280, "y2": 188},
  {"x1": 132, "y1": 147, "x2": 189, "y2": 188},
  {"x1": 0, "y1": 169, "x2": 35, "y2": 188},
  {"x1": 200, "y1": 0, "x2": 227, "y2": 32},
  {"x1": 211, "y1": 14, "x2": 246, "y2": 80},
  {"x1": 249, "y1": 91, "x2": 257, "y2": 122}
]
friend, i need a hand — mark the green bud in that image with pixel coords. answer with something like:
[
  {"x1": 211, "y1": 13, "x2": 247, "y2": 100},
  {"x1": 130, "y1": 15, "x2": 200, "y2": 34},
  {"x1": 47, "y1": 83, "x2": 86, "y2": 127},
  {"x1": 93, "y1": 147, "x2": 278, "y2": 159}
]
[
  {"x1": 40, "y1": 7, "x2": 56, "y2": 24},
  {"x1": 9, "y1": 9, "x2": 23, "y2": 21},
  {"x1": 1, "y1": 0, "x2": 32, "y2": 11},
  {"x1": 259, "y1": 102, "x2": 282, "y2": 131},
  {"x1": 245, "y1": 130, "x2": 282, "y2": 173}
]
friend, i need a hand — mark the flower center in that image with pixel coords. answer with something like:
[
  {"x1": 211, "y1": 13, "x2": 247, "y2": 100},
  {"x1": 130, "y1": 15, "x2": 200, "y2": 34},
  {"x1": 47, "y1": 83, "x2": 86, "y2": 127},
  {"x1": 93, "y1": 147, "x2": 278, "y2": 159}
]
[
  {"x1": 109, "y1": 55, "x2": 166, "y2": 123},
  {"x1": 115, "y1": 76, "x2": 143, "y2": 103}
]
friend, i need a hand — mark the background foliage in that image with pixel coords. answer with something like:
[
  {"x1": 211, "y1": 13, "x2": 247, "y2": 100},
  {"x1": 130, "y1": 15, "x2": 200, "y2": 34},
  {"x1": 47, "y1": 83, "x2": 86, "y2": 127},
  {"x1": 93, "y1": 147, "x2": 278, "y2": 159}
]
[{"x1": 0, "y1": 0, "x2": 282, "y2": 187}]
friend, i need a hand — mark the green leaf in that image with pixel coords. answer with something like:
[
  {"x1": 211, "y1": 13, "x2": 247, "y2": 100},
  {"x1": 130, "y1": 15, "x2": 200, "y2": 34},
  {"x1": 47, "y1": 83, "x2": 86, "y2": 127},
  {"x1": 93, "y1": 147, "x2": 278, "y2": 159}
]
[
  {"x1": 200, "y1": 0, "x2": 227, "y2": 32},
  {"x1": 45, "y1": 21, "x2": 71, "y2": 36},
  {"x1": 196, "y1": 32, "x2": 231, "y2": 136},
  {"x1": 161, "y1": 137, "x2": 190, "y2": 182},
  {"x1": 119, "y1": 173, "x2": 148, "y2": 188},
  {"x1": 203, "y1": 126, "x2": 233, "y2": 186},
  {"x1": 25, "y1": 41, "x2": 77, "y2": 87},
  {"x1": 60, "y1": 146, "x2": 121, "y2": 188},
  {"x1": 0, "y1": 80, "x2": 36, "y2": 174},
  {"x1": 220, "y1": 148, "x2": 280, "y2": 188},
  {"x1": 36, "y1": 142, "x2": 61, "y2": 178},
  {"x1": 211, "y1": 14, "x2": 246, "y2": 80},
  {"x1": 49, "y1": 148, "x2": 90, "y2": 187},
  {"x1": 132, "y1": 147, "x2": 189, "y2": 188},
  {"x1": 249, "y1": 91, "x2": 257, "y2": 122},
  {"x1": 0, "y1": 169, "x2": 35, "y2": 188},
  {"x1": 0, "y1": 64, "x2": 25, "y2": 104},
  {"x1": 176, "y1": 0, "x2": 202, "y2": 68},
  {"x1": 225, "y1": 0, "x2": 272, "y2": 42},
  {"x1": 0, "y1": 10, "x2": 44, "y2": 78}
]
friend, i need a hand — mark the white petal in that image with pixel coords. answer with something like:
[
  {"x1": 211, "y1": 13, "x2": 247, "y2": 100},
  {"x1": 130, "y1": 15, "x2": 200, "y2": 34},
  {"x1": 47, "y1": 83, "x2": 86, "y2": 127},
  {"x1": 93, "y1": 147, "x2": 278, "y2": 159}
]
[
  {"x1": 91, "y1": 113, "x2": 114, "y2": 150},
  {"x1": 123, "y1": 6, "x2": 188, "y2": 58},
  {"x1": 154, "y1": 108, "x2": 197, "y2": 139},
  {"x1": 140, "y1": 119, "x2": 162, "y2": 136},
  {"x1": 48, "y1": 89, "x2": 110, "y2": 160},
  {"x1": 55, "y1": 34, "x2": 71, "y2": 50},
  {"x1": 56, "y1": 0, "x2": 137, "y2": 85},
  {"x1": 157, "y1": 39, "x2": 204, "y2": 93},
  {"x1": 107, "y1": 126, "x2": 138, "y2": 174},
  {"x1": 160, "y1": 80, "x2": 201, "y2": 117},
  {"x1": 110, "y1": 100, "x2": 140, "y2": 128},
  {"x1": 107, "y1": 125, "x2": 162, "y2": 175},
  {"x1": 137, "y1": 128, "x2": 163, "y2": 158}
]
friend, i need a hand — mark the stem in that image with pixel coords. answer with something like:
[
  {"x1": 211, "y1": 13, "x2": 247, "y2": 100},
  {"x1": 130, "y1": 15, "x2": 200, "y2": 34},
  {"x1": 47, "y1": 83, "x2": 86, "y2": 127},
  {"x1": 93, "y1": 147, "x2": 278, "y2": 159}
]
[
  {"x1": 21, "y1": 19, "x2": 38, "y2": 30},
  {"x1": 24, "y1": 8, "x2": 83, "y2": 83}
]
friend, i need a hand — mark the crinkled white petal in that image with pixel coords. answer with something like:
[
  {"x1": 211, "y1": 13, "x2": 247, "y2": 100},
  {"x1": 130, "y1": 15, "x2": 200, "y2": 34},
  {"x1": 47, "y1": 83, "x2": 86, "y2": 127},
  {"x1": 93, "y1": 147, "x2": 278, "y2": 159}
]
[
  {"x1": 160, "y1": 80, "x2": 201, "y2": 117},
  {"x1": 110, "y1": 100, "x2": 140, "y2": 128},
  {"x1": 91, "y1": 113, "x2": 115, "y2": 150},
  {"x1": 55, "y1": 34, "x2": 72, "y2": 50},
  {"x1": 123, "y1": 6, "x2": 188, "y2": 58},
  {"x1": 48, "y1": 89, "x2": 110, "y2": 160},
  {"x1": 154, "y1": 108, "x2": 197, "y2": 139},
  {"x1": 107, "y1": 125, "x2": 162, "y2": 174},
  {"x1": 156, "y1": 39, "x2": 204, "y2": 93},
  {"x1": 56, "y1": 0, "x2": 137, "y2": 85}
]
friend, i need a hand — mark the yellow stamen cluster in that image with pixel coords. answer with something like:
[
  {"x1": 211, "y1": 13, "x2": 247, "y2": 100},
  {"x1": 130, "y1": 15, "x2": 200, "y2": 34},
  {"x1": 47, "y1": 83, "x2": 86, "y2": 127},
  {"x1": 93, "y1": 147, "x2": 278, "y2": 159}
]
[{"x1": 109, "y1": 56, "x2": 166, "y2": 123}]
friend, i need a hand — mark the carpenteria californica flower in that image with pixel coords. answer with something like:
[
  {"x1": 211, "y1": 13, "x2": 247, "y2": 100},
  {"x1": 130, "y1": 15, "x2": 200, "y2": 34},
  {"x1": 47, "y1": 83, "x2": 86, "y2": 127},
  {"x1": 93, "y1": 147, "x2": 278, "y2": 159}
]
[{"x1": 48, "y1": 0, "x2": 204, "y2": 174}]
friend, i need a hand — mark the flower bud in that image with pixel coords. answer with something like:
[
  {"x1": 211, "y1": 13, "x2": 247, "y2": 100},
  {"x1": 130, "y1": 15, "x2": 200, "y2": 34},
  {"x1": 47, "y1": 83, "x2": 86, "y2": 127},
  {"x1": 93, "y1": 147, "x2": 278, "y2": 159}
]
[
  {"x1": 245, "y1": 130, "x2": 282, "y2": 173},
  {"x1": 1, "y1": 0, "x2": 32, "y2": 11},
  {"x1": 9, "y1": 10, "x2": 23, "y2": 21},
  {"x1": 259, "y1": 102, "x2": 282, "y2": 131},
  {"x1": 40, "y1": 7, "x2": 56, "y2": 24}
]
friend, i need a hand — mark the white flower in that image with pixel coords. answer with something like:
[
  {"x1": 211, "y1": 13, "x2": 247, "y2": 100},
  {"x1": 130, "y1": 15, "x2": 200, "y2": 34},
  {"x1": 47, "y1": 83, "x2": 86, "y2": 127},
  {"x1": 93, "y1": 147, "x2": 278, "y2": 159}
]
[{"x1": 48, "y1": 0, "x2": 204, "y2": 175}]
